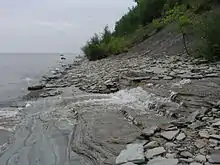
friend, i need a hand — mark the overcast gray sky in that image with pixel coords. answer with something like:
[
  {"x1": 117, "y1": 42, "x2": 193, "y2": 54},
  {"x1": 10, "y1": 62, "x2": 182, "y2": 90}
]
[{"x1": 0, "y1": 0, "x2": 134, "y2": 53}]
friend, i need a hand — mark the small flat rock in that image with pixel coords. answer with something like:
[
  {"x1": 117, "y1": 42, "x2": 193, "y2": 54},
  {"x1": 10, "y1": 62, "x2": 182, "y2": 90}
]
[
  {"x1": 187, "y1": 110, "x2": 200, "y2": 123},
  {"x1": 144, "y1": 141, "x2": 159, "y2": 149},
  {"x1": 212, "y1": 121, "x2": 220, "y2": 127},
  {"x1": 159, "y1": 123, "x2": 177, "y2": 131},
  {"x1": 180, "y1": 151, "x2": 193, "y2": 158},
  {"x1": 179, "y1": 158, "x2": 194, "y2": 163},
  {"x1": 208, "y1": 150, "x2": 220, "y2": 163},
  {"x1": 195, "y1": 139, "x2": 207, "y2": 149},
  {"x1": 163, "y1": 76, "x2": 173, "y2": 80},
  {"x1": 199, "y1": 130, "x2": 210, "y2": 138},
  {"x1": 147, "y1": 157, "x2": 178, "y2": 165},
  {"x1": 116, "y1": 144, "x2": 145, "y2": 164},
  {"x1": 142, "y1": 126, "x2": 159, "y2": 137},
  {"x1": 145, "y1": 147, "x2": 166, "y2": 159},
  {"x1": 176, "y1": 132, "x2": 186, "y2": 141},
  {"x1": 164, "y1": 142, "x2": 177, "y2": 149},
  {"x1": 166, "y1": 153, "x2": 176, "y2": 158},
  {"x1": 210, "y1": 134, "x2": 220, "y2": 140},
  {"x1": 160, "y1": 130, "x2": 180, "y2": 140},
  {"x1": 195, "y1": 154, "x2": 206, "y2": 163},
  {"x1": 190, "y1": 162, "x2": 202, "y2": 165}
]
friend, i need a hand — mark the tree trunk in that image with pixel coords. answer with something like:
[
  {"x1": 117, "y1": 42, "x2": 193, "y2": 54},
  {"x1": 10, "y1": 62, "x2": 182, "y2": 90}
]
[{"x1": 182, "y1": 32, "x2": 190, "y2": 55}]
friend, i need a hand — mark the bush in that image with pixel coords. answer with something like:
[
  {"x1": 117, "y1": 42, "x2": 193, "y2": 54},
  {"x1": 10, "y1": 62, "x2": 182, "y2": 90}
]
[
  {"x1": 152, "y1": 18, "x2": 165, "y2": 31},
  {"x1": 193, "y1": 10, "x2": 220, "y2": 61},
  {"x1": 107, "y1": 37, "x2": 129, "y2": 55}
]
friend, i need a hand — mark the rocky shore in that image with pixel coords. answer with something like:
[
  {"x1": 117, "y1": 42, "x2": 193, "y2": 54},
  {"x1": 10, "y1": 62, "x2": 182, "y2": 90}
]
[
  {"x1": 1, "y1": 30, "x2": 220, "y2": 164},
  {"x1": 23, "y1": 50, "x2": 220, "y2": 165}
]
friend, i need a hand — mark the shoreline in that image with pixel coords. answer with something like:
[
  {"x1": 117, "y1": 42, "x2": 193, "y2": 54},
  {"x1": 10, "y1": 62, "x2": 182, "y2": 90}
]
[{"x1": 0, "y1": 47, "x2": 220, "y2": 164}]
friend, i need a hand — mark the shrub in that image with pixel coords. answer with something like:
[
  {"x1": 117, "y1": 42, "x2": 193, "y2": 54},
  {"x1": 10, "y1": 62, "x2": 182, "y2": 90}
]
[
  {"x1": 193, "y1": 10, "x2": 220, "y2": 61},
  {"x1": 152, "y1": 18, "x2": 165, "y2": 31},
  {"x1": 107, "y1": 37, "x2": 129, "y2": 55}
]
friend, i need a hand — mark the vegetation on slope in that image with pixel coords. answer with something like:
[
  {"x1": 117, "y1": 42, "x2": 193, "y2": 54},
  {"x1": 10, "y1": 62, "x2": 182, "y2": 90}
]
[{"x1": 82, "y1": 0, "x2": 220, "y2": 61}]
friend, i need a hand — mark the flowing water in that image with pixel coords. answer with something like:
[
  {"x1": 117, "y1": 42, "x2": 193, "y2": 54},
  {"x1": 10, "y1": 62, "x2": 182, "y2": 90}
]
[{"x1": 0, "y1": 85, "x2": 171, "y2": 165}]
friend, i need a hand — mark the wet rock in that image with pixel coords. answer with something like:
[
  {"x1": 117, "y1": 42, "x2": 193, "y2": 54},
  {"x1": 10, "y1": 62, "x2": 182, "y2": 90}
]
[
  {"x1": 116, "y1": 144, "x2": 145, "y2": 164},
  {"x1": 207, "y1": 150, "x2": 220, "y2": 163},
  {"x1": 145, "y1": 147, "x2": 166, "y2": 159},
  {"x1": 199, "y1": 130, "x2": 210, "y2": 139},
  {"x1": 141, "y1": 126, "x2": 159, "y2": 137},
  {"x1": 28, "y1": 84, "x2": 45, "y2": 91},
  {"x1": 195, "y1": 154, "x2": 206, "y2": 163},
  {"x1": 147, "y1": 157, "x2": 178, "y2": 165},
  {"x1": 180, "y1": 151, "x2": 193, "y2": 158},
  {"x1": 160, "y1": 130, "x2": 180, "y2": 140},
  {"x1": 194, "y1": 139, "x2": 207, "y2": 149},
  {"x1": 176, "y1": 132, "x2": 186, "y2": 141},
  {"x1": 144, "y1": 141, "x2": 159, "y2": 149}
]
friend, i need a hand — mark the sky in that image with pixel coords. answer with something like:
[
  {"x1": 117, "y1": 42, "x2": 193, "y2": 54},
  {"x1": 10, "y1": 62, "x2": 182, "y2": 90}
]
[{"x1": 0, "y1": 0, "x2": 134, "y2": 53}]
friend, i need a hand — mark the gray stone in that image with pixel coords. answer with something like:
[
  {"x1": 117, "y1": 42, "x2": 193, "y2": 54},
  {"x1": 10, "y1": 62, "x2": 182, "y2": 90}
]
[
  {"x1": 176, "y1": 132, "x2": 186, "y2": 141},
  {"x1": 195, "y1": 139, "x2": 207, "y2": 149},
  {"x1": 187, "y1": 110, "x2": 200, "y2": 123},
  {"x1": 199, "y1": 130, "x2": 209, "y2": 138},
  {"x1": 180, "y1": 151, "x2": 193, "y2": 158},
  {"x1": 212, "y1": 121, "x2": 220, "y2": 127},
  {"x1": 164, "y1": 142, "x2": 177, "y2": 149},
  {"x1": 147, "y1": 157, "x2": 178, "y2": 165},
  {"x1": 195, "y1": 154, "x2": 206, "y2": 163},
  {"x1": 160, "y1": 130, "x2": 180, "y2": 140},
  {"x1": 144, "y1": 141, "x2": 159, "y2": 149},
  {"x1": 210, "y1": 134, "x2": 220, "y2": 140},
  {"x1": 207, "y1": 151, "x2": 220, "y2": 163},
  {"x1": 116, "y1": 144, "x2": 145, "y2": 164},
  {"x1": 166, "y1": 153, "x2": 176, "y2": 158},
  {"x1": 142, "y1": 126, "x2": 159, "y2": 137},
  {"x1": 163, "y1": 76, "x2": 173, "y2": 80},
  {"x1": 190, "y1": 163, "x2": 202, "y2": 165},
  {"x1": 145, "y1": 147, "x2": 166, "y2": 159},
  {"x1": 179, "y1": 158, "x2": 194, "y2": 163}
]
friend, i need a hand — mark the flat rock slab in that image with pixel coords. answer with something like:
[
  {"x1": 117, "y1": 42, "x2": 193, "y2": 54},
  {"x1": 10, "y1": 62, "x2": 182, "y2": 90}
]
[
  {"x1": 116, "y1": 143, "x2": 145, "y2": 164},
  {"x1": 122, "y1": 163, "x2": 136, "y2": 165},
  {"x1": 208, "y1": 150, "x2": 220, "y2": 163},
  {"x1": 176, "y1": 132, "x2": 186, "y2": 141},
  {"x1": 147, "y1": 157, "x2": 178, "y2": 165},
  {"x1": 160, "y1": 130, "x2": 180, "y2": 140},
  {"x1": 145, "y1": 147, "x2": 166, "y2": 159}
]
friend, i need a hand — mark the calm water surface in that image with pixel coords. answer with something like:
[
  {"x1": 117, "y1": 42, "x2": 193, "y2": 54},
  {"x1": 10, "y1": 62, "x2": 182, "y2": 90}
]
[{"x1": 0, "y1": 53, "x2": 75, "y2": 105}]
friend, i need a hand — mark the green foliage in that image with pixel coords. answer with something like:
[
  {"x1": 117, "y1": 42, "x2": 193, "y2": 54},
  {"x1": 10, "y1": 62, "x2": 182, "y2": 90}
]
[
  {"x1": 193, "y1": 10, "x2": 220, "y2": 61},
  {"x1": 82, "y1": 0, "x2": 220, "y2": 61},
  {"x1": 152, "y1": 19, "x2": 165, "y2": 31}
]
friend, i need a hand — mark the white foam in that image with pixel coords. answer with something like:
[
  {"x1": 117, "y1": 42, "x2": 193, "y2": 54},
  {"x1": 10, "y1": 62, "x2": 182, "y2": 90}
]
[
  {"x1": 0, "y1": 110, "x2": 18, "y2": 119},
  {"x1": 172, "y1": 79, "x2": 191, "y2": 88}
]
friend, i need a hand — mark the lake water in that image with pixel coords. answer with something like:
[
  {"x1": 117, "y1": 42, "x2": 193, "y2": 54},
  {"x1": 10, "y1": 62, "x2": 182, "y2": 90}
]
[{"x1": 0, "y1": 53, "x2": 75, "y2": 106}]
